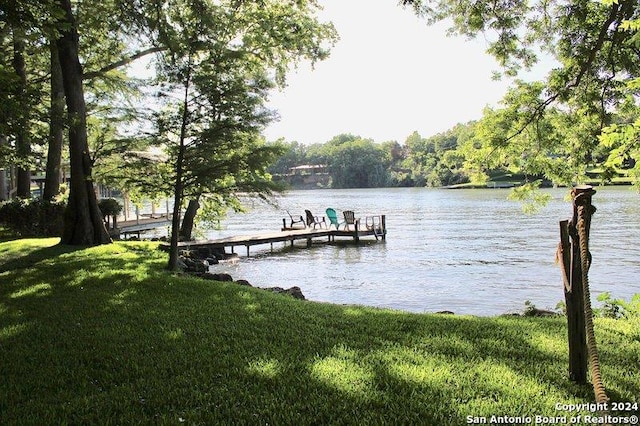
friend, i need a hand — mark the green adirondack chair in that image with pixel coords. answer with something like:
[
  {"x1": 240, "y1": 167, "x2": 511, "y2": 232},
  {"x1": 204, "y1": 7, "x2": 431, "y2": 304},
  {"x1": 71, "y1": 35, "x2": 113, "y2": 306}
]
[{"x1": 325, "y1": 208, "x2": 343, "y2": 230}]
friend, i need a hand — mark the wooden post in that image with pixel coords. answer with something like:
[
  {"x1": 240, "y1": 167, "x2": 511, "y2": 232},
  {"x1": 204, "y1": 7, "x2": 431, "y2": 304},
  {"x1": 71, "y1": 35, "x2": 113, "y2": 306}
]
[
  {"x1": 381, "y1": 215, "x2": 386, "y2": 240},
  {"x1": 559, "y1": 219, "x2": 587, "y2": 383},
  {"x1": 559, "y1": 185, "x2": 595, "y2": 384}
]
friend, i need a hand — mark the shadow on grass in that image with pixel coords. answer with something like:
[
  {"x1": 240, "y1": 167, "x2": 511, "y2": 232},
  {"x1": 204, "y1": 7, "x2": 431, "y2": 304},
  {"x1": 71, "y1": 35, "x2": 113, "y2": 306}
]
[
  {"x1": 0, "y1": 243, "x2": 81, "y2": 274},
  {"x1": 1, "y1": 245, "x2": 638, "y2": 424}
]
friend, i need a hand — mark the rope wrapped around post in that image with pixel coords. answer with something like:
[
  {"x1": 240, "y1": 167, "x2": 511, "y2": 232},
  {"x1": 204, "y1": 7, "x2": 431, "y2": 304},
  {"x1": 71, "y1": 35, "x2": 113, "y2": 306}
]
[
  {"x1": 574, "y1": 188, "x2": 609, "y2": 409},
  {"x1": 559, "y1": 185, "x2": 610, "y2": 424}
]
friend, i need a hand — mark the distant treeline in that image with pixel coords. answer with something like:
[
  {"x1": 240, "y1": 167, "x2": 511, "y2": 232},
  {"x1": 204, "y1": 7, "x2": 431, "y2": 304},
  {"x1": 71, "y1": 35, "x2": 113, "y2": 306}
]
[
  {"x1": 269, "y1": 117, "x2": 638, "y2": 190},
  {"x1": 269, "y1": 126, "x2": 472, "y2": 189}
]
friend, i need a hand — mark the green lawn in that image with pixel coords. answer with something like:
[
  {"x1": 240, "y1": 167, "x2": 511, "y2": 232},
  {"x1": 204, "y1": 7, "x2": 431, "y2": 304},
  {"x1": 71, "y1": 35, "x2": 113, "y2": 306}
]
[{"x1": 1, "y1": 239, "x2": 638, "y2": 424}]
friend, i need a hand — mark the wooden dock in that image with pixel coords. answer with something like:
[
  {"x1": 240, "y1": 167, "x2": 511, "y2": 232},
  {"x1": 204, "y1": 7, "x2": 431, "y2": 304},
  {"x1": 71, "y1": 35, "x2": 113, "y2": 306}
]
[
  {"x1": 175, "y1": 214, "x2": 386, "y2": 256},
  {"x1": 108, "y1": 215, "x2": 173, "y2": 239}
]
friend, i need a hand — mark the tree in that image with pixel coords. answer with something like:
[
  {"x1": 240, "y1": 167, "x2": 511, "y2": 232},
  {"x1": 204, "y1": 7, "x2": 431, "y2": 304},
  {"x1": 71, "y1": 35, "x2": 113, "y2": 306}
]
[
  {"x1": 1, "y1": 2, "x2": 51, "y2": 200},
  {"x1": 402, "y1": 0, "x2": 640, "y2": 185},
  {"x1": 43, "y1": 39, "x2": 65, "y2": 201},
  {"x1": 44, "y1": 0, "x2": 147, "y2": 202},
  {"x1": 268, "y1": 140, "x2": 309, "y2": 175},
  {"x1": 157, "y1": 48, "x2": 287, "y2": 267},
  {"x1": 1, "y1": 0, "x2": 144, "y2": 207},
  {"x1": 4, "y1": 0, "x2": 335, "y2": 249},
  {"x1": 400, "y1": 127, "x2": 470, "y2": 187},
  {"x1": 2, "y1": 0, "x2": 148, "y2": 243},
  {"x1": 326, "y1": 138, "x2": 389, "y2": 188},
  {"x1": 136, "y1": 0, "x2": 336, "y2": 270},
  {"x1": 55, "y1": 0, "x2": 111, "y2": 245},
  {"x1": 599, "y1": 15, "x2": 640, "y2": 185},
  {"x1": 10, "y1": 25, "x2": 31, "y2": 198}
]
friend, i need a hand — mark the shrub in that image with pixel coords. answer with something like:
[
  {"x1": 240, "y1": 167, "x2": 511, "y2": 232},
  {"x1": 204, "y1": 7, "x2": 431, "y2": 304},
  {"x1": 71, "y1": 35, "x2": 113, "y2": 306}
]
[
  {"x1": 98, "y1": 198, "x2": 123, "y2": 219},
  {"x1": 596, "y1": 292, "x2": 640, "y2": 320},
  {"x1": 0, "y1": 198, "x2": 65, "y2": 237}
]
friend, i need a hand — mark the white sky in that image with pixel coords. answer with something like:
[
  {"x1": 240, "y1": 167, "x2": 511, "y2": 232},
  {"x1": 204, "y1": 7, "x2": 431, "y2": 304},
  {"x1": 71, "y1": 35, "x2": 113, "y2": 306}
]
[{"x1": 263, "y1": 0, "x2": 512, "y2": 145}]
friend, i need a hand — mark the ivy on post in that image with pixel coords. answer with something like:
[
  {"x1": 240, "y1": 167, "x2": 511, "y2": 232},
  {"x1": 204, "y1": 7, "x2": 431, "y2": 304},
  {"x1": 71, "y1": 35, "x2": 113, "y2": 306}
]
[{"x1": 558, "y1": 185, "x2": 596, "y2": 384}]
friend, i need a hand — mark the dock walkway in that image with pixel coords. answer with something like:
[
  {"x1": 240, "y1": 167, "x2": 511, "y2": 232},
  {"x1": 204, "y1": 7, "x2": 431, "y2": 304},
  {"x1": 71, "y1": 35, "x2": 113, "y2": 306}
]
[
  {"x1": 175, "y1": 215, "x2": 386, "y2": 256},
  {"x1": 107, "y1": 215, "x2": 173, "y2": 239}
]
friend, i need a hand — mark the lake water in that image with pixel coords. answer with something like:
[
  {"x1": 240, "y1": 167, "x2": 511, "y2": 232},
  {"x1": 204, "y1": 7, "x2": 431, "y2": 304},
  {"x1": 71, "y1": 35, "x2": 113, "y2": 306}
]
[{"x1": 198, "y1": 186, "x2": 640, "y2": 316}]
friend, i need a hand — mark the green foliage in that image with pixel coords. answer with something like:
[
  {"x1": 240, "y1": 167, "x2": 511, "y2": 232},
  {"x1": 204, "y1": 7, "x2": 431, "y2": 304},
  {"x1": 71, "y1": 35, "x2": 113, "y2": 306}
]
[
  {"x1": 324, "y1": 137, "x2": 389, "y2": 188},
  {"x1": 523, "y1": 300, "x2": 537, "y2": 317},
  {"x1": 507, "y1": 181, "x2": 553, "y2": 213},
  {"x1": 97, "y1": 198, "x2": 122, "y2": 218},
  {"x1": 144, "y1": 0, "x2": 335, "y2": 267},
  {"x1": 3, "y1": 0, "x2": 336, "y2": 247},
  {"x1": 0, "y1": 199, "x2": 64, "y2": 237},
  {"x1": 595, "y1": 292, "x2": 640, "y2": 320},
  {"x1": 596, "y1": 292, "x2": 625, "y2": 319},
  {"x1": 272, "y1": 127, "x2": 473, "y2": 189},
  {"x1": 555, "y1": 300, "x2": 566, "y2": 315},
  {"x1": 402, "y1": 0, "x2": 640, "y2": 191},
  {"x1": 0, "y1": 8, "x2": 52, "y2": 177},
  {"x1": 401, "y1": 127, "x2": 471, "y2": 187},
  {"x1": 267, "y1": 140, "x2": 308, "y2": 175},
  {"x1": 460, "y1": 83, "x2": 600, "y2": 187},
  {"x1": 600, "y1": 117, "x2": 640, "y2": 187}
]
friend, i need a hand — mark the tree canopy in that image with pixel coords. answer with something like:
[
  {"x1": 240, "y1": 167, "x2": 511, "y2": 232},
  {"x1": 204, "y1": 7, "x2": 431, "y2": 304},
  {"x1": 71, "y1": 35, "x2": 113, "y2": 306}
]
[
  {"x1": 401, "y1": 0, "x2": 640, "y2": 188},
  {"x1": 1, "y1": 0, "x2": 336, "y2": 247}
]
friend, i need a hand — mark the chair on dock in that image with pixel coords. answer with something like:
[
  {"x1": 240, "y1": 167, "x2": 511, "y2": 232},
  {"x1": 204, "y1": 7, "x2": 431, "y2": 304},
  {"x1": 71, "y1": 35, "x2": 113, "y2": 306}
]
[
  {"x1": 325, "y1": 208, "x2": 344, "y2": 230},
  {"x1": 285, "y1": 211, "x2": 305, "y2": 229},
  {"x1": 305, "y1": 209, "x2": 326, "y2": 229},
  {"x1": 343, "y1": 210, "x2": 358, "y2": 231},
  {"x1": 365, "y1": 215, "x2": 383, "y2": 240}
]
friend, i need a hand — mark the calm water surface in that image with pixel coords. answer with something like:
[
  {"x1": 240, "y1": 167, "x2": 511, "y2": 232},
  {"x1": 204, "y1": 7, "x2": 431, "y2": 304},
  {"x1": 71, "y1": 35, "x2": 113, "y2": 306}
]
[{"x1": 201, "y1": 187, "x2": 640, "y2": 316}]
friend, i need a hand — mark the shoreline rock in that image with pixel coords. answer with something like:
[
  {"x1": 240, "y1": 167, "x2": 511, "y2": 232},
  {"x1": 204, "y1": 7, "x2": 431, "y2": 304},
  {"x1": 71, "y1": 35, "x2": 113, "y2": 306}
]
[
  {"x1": 177, "y1": 249, "x2": 306, "y2": 300},
  {"x1": 262, "y1": 286, "x2": 306, "y2": 300}
]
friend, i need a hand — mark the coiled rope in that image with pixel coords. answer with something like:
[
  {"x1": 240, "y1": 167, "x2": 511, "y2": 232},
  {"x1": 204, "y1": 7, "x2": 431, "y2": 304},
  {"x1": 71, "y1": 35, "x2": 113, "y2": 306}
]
[{"x1": 574, "y1": 191, "x2": 610, "y2": 417}]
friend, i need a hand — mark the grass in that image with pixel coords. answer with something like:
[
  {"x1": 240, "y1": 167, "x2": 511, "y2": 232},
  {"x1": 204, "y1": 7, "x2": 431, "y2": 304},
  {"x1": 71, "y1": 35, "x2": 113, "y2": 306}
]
[{"x1": 1, "y1": 239, "x2": 638, "y2": 425}]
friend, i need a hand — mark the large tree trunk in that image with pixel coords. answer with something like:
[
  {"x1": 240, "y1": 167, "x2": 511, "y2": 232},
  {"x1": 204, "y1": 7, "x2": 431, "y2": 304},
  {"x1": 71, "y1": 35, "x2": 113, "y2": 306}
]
[
  {"x1": 44, "y1": 40, "x2": 65, "y2": 201},
  {"x1": 12, "y1": 27, "x2": 31, "y2": 198},
  {"x1": 180, "y1": 197, "x2": 200, "y2": 241},
  {"x1": 56, "y1": 0, "x2": 110, "y2": 245}
]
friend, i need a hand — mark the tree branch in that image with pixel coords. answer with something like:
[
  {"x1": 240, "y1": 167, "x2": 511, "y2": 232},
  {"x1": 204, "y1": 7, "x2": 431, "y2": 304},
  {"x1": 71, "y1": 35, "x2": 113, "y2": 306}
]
[
  {"x1": 83, "y1": 46, "x2": 165, "y2": 80},
  {"x1": 503, "y1": 2, "x2": 621, "y2": 143},
  {"x1": 570, "y1": 2, "x2": 620, "y2": 91}
]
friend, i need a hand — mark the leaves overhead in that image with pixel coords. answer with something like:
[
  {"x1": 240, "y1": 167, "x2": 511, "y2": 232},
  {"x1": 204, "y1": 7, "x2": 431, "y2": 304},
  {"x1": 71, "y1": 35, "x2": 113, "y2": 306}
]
[{"x1": 402, "y1": 0, "x2": 640, "y2": 187}]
